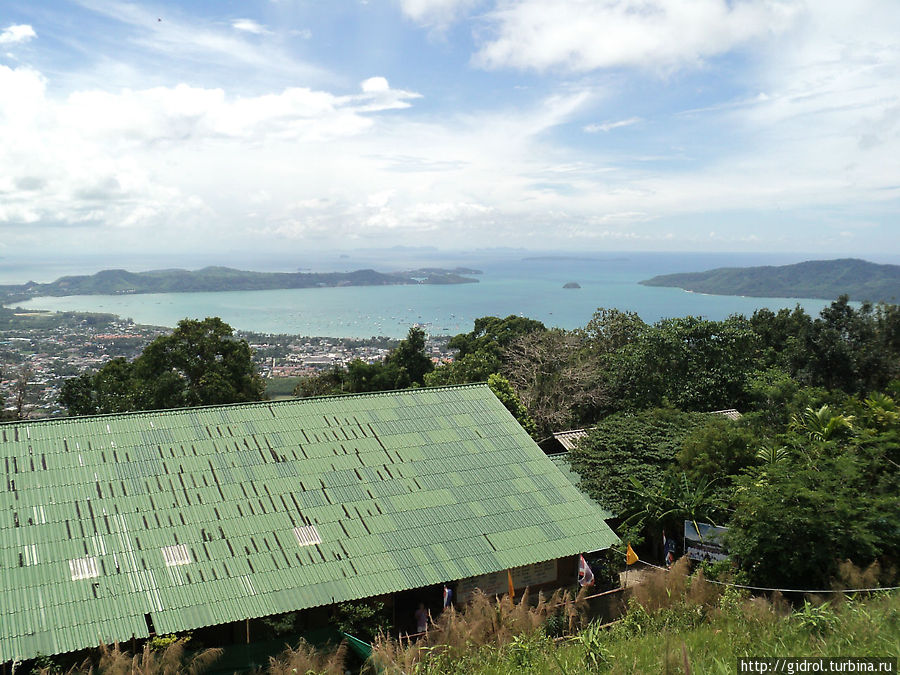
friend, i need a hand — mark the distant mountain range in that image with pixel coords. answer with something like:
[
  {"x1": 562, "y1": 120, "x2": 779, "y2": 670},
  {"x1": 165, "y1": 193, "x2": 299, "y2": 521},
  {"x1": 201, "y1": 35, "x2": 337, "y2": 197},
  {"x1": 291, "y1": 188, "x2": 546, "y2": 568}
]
[
  {"x1": 640, "y1": 258, "x2": 900, "y2": 303},
  {"x1": 0, "y1": 265, "x2": 479, "y2": 303}
]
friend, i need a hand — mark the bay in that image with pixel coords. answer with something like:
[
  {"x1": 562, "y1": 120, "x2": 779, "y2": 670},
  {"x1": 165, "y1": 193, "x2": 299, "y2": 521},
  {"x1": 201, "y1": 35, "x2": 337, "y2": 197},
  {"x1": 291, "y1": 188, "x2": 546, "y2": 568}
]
[{"x1": 8, "y1": 251, "x2": 847, "y2": 337}]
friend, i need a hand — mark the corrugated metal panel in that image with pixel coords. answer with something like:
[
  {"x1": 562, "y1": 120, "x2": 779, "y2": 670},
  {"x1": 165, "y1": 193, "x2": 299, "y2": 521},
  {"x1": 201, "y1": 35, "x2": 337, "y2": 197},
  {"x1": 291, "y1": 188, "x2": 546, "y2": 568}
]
[
  {"x1": 0, "y1": 384, "x2": 618, "y2": 662},
  {"x1": 551, "y1": 429, "x2": 589, "y2": 452},
  {"x1": 709, "y1": 409, "x2": 743, "y2": 421}
]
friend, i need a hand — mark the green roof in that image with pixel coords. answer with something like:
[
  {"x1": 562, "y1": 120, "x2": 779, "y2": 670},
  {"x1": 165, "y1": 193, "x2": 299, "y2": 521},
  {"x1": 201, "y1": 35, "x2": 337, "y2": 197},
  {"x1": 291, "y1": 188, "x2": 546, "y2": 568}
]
[
  {"x1": 0, "y1": 384, "x2": 617, "y2": 662},
  {"x1": 547, "y1": 452, "x2": 614, "y2": 520}
]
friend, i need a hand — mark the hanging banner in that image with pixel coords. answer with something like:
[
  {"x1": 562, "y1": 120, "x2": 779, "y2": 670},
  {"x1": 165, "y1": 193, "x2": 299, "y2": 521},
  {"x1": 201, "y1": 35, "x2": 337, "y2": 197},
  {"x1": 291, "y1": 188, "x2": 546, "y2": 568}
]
[
  {"x1": 683, "y1": 521, "x2": 729, "y2": 562},
  {"x1": 456, "y1": 560, "x2": 558, "y2": 602}
]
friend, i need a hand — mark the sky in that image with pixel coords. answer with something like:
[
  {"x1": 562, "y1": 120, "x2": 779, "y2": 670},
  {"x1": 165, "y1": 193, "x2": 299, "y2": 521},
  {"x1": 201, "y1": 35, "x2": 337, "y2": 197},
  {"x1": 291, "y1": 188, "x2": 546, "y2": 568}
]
[{"x1": 1, "y1": 0, "x2": 899, "y2": 259}]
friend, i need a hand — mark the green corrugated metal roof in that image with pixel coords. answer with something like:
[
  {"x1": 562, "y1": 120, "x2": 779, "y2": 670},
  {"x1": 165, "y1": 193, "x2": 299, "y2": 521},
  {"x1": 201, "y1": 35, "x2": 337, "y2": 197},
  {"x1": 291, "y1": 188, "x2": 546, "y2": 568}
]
[
  {"x1": 0, "y1": 384, "x2": 618, "y2": 662},
  {"x1": 547, "y1": 452, "x2": 614, "y2": 520}
]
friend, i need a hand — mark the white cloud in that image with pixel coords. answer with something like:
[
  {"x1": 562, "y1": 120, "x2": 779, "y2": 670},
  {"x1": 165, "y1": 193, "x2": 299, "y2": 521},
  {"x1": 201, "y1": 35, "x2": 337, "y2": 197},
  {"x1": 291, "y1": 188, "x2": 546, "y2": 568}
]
[
  {"x1": 584, "y1": 117, "x2": 641, "y2": 133},
  {"x1": 361, "y1": 76, "x2": 390, "y2": 93},
  {"x1": 231, "y1": 19, "x2": 269, "y2": 35},
  {"x1": 398, "y1": 0, "x2": 482, "y2": 26},
  {"x1": 0, "y1": 24, "x2": 36, "y2": 45},
  {"x1": 0, "y1": 66, "x2": 428, "y2": 248},
  {"x1": 474, "y1": 0, "x2": 799, "y2": 72}
]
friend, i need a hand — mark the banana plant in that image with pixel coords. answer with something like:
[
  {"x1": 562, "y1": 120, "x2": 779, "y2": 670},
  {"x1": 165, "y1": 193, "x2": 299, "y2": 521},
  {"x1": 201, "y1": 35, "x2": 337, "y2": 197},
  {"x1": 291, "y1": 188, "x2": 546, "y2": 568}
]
[{"x1": 789, "y1": 405, "x2": 854, "y2": 442}]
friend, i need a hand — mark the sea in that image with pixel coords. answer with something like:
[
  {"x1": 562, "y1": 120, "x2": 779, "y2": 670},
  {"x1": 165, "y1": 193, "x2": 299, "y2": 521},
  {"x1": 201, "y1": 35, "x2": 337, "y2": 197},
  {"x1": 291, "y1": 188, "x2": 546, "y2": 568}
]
[{"x1": 3, "y1": 249, "x2": 892, "y2": 338}]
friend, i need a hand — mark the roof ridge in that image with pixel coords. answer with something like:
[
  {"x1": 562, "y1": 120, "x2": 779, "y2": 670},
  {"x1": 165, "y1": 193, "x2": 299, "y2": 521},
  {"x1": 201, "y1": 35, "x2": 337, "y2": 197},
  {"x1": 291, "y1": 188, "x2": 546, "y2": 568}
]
[{"x1": 1, "y1": 382, "x2": 492, "y2": 427}]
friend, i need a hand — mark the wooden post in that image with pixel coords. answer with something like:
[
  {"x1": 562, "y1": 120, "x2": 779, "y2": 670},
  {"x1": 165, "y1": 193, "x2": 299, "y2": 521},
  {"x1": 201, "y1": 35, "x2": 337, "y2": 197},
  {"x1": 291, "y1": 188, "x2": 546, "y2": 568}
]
[{"x1": 246, "y1": 618, "x2": 250, "y2": 644}]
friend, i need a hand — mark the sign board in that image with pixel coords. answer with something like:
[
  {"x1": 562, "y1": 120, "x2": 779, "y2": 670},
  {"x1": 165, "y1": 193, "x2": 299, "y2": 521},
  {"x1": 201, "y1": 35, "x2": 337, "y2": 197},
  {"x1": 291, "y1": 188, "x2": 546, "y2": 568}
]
[
  {"x1": 684, "y1": 521, "x2": 729, "y2": 562},
  {"x1": 456, "y1": 560, "x2": 558, "y2": 602}
]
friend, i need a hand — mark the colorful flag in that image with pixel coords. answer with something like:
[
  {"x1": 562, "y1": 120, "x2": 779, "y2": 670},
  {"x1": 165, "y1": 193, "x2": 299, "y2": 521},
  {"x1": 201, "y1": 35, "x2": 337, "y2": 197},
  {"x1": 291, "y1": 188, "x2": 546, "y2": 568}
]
[
  {"x1": 507, "y1": 570, "x2": 515, "y2": 599},
  {"x1": 626, "y1": 542, "x2": 639, "y2": 566},
  {"x1": 577, "y1": 554, "x2": 594, "y2": 587}
]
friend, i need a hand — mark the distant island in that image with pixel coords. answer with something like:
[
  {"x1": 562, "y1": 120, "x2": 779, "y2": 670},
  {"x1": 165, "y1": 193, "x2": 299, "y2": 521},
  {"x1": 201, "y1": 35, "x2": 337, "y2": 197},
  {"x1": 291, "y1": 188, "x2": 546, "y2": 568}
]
[
  {"x1": 563, "y1": 282, "x2": 581, "y2": 289},
  {"x1": 0, "y1": 265, "x2": 479, "y2": 303},
  {"x1": 640, "y1": 258, "x2": 900, "y2": 302}
]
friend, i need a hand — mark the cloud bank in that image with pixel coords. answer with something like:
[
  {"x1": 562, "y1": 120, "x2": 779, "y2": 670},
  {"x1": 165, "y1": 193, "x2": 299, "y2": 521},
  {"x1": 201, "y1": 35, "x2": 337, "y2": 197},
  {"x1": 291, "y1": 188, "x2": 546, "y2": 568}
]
[{"x1": 0, "y1": 0, "x2": 898, "y2": 256}]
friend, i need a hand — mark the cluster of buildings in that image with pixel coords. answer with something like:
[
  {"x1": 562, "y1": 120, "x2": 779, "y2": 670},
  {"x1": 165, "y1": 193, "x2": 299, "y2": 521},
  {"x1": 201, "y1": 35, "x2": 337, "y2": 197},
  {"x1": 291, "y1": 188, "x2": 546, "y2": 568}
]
[
  {"x1": 0, "y1": 314, "x2": 453, "y2": 418},
  {"x1": 252, "y1": 335, "x2": 451, "y2": 379},
  {"x1": 0, "y1": 314, "x2": 164, "y2": 418}
]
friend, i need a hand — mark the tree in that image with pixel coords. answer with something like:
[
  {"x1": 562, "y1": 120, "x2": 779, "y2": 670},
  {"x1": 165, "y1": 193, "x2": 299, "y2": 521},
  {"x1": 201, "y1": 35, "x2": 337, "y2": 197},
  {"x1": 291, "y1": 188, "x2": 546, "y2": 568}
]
[
  {"x1": 424, "y1": 351, "x2": 498, "y2": 386},
  {"x1": 728, "y1": 391, "x2": 899, "y2": 588},
  {"x1": 427, "y1": 315, "x2": 547, "y2": 385},
  {"x1": 676, "y1": 416, "x2": 758, "y2": 483},
  {"x1": 755, "y1": 443, "x2": 790, "y2": 466},
  {"x1": 729, "y1": 453, "x2": 898, "y2": 588},
  {"x1": 773, "y1": 298, "x2": 899, "y2": 394},
  {"x1": 612, "y1": 315, "x2": 759, "y2": 411},
  {"x1": 385, "y1": 326, "x2": 433, "y2": 386},
  {"x1": 568, "y1": 408, "x2": 707, "y2": 515},
  {"x1": 449, "y1": 315, "x2": 546, "y2": 361},
  {"x1": 293, "y1": 366, "x2": 346, "y2": 398},
  {"x1": 59, "y1": 317, "x2": 265, "y2": 415},
  {"x1": 487, "y1": 373, "x2": 537, "y2": 437},
  {"x1": 862, "y1": 392, "x2": 900, "y2": 430},
  {"x1": 623, "y1": 472, "x2": 723, "y2": 547},
  {"x1": 60, "y1": 358, "x2": 144, "y2": 415},
  {"x1": 14, "y1": 366, "x2": 32, "y2": 420},
  {"x1": 750, "y1": 305, "x2": 811, "y2": 371},
  {"x1": 503, "y1": 329, "x2": 609, "y2": 437},
  {"x1": 582, "y1": 307, "x2": 646, "y2": 353},
  {"x1": 136, "y1": 317, "x2": 265, "y2": 408},
  {"x1": 295, "y1": 326, "x2": 435, "y2": 396},
  {"x1": 345, "y1": 358, "x2": 404, "y2": 393}
]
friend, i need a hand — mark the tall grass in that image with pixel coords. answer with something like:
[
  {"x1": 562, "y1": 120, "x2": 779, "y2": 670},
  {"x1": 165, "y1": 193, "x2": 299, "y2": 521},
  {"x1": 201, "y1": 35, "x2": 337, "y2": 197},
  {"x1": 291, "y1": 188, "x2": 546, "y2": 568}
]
[
  {"x1": 31, "y1": 640, "x2": 223, "y2": 675},
  {"x1": 369, "y1": 587, "x2": 587, "y2": 674},
  {"x1": 368, "y1": 561, "x2": 900, "y2": 674},
  {"x1": 261, "y1": 639, "x2": 346, "y2": 675}
]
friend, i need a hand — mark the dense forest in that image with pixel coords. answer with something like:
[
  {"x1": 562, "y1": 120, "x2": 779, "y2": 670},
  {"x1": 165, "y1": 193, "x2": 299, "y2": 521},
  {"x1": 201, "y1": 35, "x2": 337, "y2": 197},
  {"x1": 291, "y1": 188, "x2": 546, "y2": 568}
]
[{"x1": 54, "y1": 296, "x2": 900, "y2": 592}]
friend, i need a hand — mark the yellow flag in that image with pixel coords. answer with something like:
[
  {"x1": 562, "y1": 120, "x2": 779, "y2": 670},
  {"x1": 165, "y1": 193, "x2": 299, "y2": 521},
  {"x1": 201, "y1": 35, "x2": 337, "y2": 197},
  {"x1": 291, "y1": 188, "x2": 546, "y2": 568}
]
[
  {"x1": 626, "y1": 542, "x2": 639, "y2": 566},
  {"x1": 507, "y1": 570, "x2": 515, "y2": 599}
]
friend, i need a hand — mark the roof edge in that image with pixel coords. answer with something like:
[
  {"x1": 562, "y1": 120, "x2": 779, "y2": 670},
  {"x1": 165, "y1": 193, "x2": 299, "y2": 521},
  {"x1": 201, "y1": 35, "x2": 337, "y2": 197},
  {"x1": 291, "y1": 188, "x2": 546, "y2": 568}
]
[{"x1": 0, "y1": 382, "x2": 493, "y2": 428}]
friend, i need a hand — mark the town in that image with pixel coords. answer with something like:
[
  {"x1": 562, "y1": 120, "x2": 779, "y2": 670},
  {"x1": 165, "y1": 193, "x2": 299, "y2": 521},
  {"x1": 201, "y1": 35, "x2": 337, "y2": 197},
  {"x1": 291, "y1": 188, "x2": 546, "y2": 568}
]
[{"x1": 0, "y1": 308, "x2": 453, "y2": 418}]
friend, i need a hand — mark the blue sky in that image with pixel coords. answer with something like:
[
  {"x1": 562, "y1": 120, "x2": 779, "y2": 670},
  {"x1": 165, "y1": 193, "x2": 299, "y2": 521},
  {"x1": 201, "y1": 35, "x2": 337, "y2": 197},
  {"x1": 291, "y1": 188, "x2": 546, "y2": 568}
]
[{"x1": 1, "y1": 0, "x2": 899, "y2": 258}]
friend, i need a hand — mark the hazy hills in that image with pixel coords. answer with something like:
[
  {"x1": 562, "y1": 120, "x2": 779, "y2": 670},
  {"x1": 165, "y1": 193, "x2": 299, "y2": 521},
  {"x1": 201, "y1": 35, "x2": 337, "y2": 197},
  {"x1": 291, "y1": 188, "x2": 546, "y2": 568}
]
[
  {"x1": 0, "y1": 265, "x2": 479, "y2": 302},
  {"x1": 640, "y1": 258, "x2": 900, "y2": 302}
]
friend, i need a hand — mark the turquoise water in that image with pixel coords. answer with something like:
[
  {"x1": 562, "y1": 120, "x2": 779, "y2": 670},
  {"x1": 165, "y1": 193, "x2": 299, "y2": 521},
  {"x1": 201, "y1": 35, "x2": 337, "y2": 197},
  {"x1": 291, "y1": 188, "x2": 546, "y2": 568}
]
[{"x1": 8, "y1": 252, "x2": 845, "y2": 337}]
